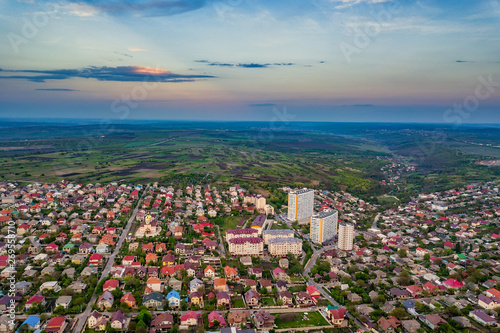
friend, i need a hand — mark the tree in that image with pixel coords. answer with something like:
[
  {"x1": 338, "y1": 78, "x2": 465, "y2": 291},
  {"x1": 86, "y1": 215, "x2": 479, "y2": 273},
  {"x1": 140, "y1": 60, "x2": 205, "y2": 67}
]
[
  {"x1": 136, "y1": 309, "x2": 152, "y2": 326},
  {"x1": 390, "y1": 307, "x2": 407, "y2": 320},
  {"x1": 397, "y1": 249, "x2": 407, "y2": 258},
  {"x1": 397, "y1": 271, "x2": 411, "y2": 286},
  {"x1": 444, "y1": 305, "x2": 460, "y2": 317},
  {"x1": 137, "y1": 320, "x2": 147, "y2": 329},
  {"x1": 373, "y1": 294, "x2": 386, "y2": 306}
]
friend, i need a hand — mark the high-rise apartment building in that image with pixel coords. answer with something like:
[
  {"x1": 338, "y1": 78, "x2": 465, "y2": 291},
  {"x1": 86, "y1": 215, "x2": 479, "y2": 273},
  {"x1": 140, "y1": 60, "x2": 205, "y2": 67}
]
[
  {"x1": 338, "y1": 223, "x2": 354, "y2": 251},
  {"x1": 310, "y1": 210, "x2": 338, "y2": 244},
  {"x1": 287, "y1": 188, "x2": 314, "y2": 223}
]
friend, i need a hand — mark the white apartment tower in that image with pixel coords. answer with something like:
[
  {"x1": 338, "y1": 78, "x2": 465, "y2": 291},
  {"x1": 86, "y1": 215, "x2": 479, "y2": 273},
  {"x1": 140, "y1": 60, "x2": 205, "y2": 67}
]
[
  {"x1": 338, "y1": 223, "x2": 354, "y2": 251},
  {"x1": 310, "y1": 210, "x2": 338, "y2": 244},
  {"x1": 288, "y1": 188, "x2": 314, "y2": 223}
]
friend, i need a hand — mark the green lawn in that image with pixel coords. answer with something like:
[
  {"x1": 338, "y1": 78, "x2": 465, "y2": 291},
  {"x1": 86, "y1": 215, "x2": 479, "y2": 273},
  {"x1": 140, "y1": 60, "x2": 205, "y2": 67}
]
[
  {"x1": 290, "y1": 275, "x2": 305, "y2": 283},
  {"x1": 219, "y1": 215, "x2": 246, "y2": 232},
  {"x1": 273, "y1": 311, "x2": 329, "y2": 329},
  {"x1": 232, "y1": 298, "x2": 245, "y2": 308},
  {"x1": 262, "y1": 297, "x2": 275, "y2": 306},
  {"x1": 289, "y1": 285, "x2": 307, "y2": 292}
]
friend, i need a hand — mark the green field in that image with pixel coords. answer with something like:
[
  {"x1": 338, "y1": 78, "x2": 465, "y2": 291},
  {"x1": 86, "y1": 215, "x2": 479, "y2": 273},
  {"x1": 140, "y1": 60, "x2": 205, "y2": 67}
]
[
  {"x1": 0, "y1": 124, "x2": 393, "y2": 201},
  {"x1": 2, "y1": 122, "x2": 500, "y2": 203},
  {"x1": 273, "y1": 311, "x2": 330, "y2": 329}
]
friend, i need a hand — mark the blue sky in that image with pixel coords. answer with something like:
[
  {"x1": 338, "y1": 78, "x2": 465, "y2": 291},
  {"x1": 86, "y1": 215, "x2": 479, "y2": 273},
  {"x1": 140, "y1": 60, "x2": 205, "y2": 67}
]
[{"x1": 0, "y1": 0, "x2": 499, "y2": 123}]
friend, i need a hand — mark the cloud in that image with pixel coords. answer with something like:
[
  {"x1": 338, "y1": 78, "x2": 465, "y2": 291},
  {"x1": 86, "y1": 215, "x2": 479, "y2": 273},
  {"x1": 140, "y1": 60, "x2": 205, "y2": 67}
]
[
  {"x1": 203, "y1": 61, "x2": 235, "y2": 67},
  {"x1": 62, "y1": 3, "x2": 99, "y2": 17},
  {"x1": 343, "y1": 17, "x2": 464, "y2": 34},
  {"x1": 60, "y1": 0, "x2": 208, "y2": 16},
  {"x1": 237, "y1": 63, "x2": 268, "y2": 68},
  {"x1": 35, "y1": 88, "x2": 80, "y2": 91},
  {"x1": 0, "y1": 66, "x2": 215, "y2": 83},
  {"x1": 334, "y1": 0, "x2": 393, "y2": 9},
  {"x1": 249, "y1": 103, "x2": 276, "y2": 107},
  {"x1": 114, "y1": 52, "x2": 133, "y2": 58},
  {"x1": 456, "y1": 60, "x2": 473, "y2": 63},
  {"x1": 195, "y1": 60, "x2": 296, "y2": 68},
  {"x1": 128, "y1": 47, "x2": 151, "y2": 52},
  {"x1": 195, "y1": 60, "x2": 295, "y2": 68}
]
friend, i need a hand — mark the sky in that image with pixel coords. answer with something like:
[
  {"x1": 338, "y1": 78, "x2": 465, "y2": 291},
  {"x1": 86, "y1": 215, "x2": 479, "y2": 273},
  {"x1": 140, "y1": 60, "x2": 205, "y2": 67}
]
[{"x1": 0, "y1": 0, "x2": 499, "y2": 123}]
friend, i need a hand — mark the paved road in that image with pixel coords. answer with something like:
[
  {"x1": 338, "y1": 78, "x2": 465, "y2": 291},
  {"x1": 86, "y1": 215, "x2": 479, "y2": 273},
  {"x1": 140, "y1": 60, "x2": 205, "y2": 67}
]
[
  {"x1": 303, "y1": 242, "x2": 364, "y2": 331},
  {"x1": 147, "y1": 137, "x2": 177, "y2": 146},
  {"x1": 308, "y1": 279, "x2": 364, "y2": 330},
  {"x1": 73, "y1": 186, "x2": 149, "y2": 333},
  {"x1": 304, "y1": 244, "x2": 335, "y2": 275},
  {"x1": 372, "y1": 213, "x2": 381, "y2": 229}
]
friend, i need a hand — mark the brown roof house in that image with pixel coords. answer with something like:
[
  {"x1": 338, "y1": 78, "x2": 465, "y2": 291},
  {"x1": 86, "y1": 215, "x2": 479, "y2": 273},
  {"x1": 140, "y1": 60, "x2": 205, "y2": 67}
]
[{"x1": 253, "y1": 311, "x2": 275, "y2": 329}]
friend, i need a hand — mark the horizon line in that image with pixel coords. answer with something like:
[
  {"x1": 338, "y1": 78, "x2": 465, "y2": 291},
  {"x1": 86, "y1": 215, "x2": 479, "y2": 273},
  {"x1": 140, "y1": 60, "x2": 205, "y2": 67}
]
[{"x1": 1, "y1": 117, "x2": 500, "y2": 126}]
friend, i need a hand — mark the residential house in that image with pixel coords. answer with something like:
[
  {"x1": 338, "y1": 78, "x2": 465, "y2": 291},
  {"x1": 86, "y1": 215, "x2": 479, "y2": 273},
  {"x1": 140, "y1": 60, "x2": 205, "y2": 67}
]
[
  {"x1": 189, "y1": 291, "x2": 204, "y2": 308},
  {"x1": 143, "y1": 292, "x2": 164, "y2": 309},
  {"x1": 55, "y1": 296, "x2": 72, "y2": 309},
  {"x1": 216, "y1": 292, "x2": 231, "y2": 309},
  {"x1": 45, "y1": 316, "x2": 67, "y2": 333},
  {"x1": 204, "y1": 265, "x2": 216, "y2": 279},
  {"x1": 478, "y1": 294, "x2": 500, "y2": 310},
  {"x1": 110, "y1": 310, "x2": 127, "y2": 331},
  {"x1": 147, "y1": 277, "x2": 164, "y2": 293},
  {"x1": 97, "y1": 291, "x2": 114, "y2": 310},
  {"x1": 167, "y1": 290, "x2": 181, "y2": 308},
  {"x1": 278, "y1": 291, "x2": 293, "y2": 307},
  {"x1": 180, "y1": 311, "x2": 200, "y2": 327},
  {"x1": 227, "y1": 310, "x2": 250, "y2": 327},
  {"x1": 470, "y1": 310, "x2": 497, "y2": 326},
  {"x1": 103, "y1": 279, "x2": 119, "y2": 292},
  {"x1": 388, "y1": 288, "x2": 410, "y2": 300},
  {"x1": 272, "y1": 267, "x2": 290, "y2": 282},
  {"x1": 401, "y1": 319, "x2": 421, "y2": 333},
  {"x1": 151, "y1": 312, "x2": 174, "y2": 331},
  {"x1": 296, "y1": 292, "x2": 315, "y2": 307},
  {"x1": 208, "y1": 311, "x2": 226, "y2": 327},
  {"x1": 253, "y1": 311, "x2": 275, "y2": 329},
  {"x1": 378, "y1": 316, "x2": 400, "y2": 332},
  {"x1": 214, "y1": 278, "x2": 228, "y2": 293},
  {"x1": 190, "y1": 278, "x2": 204, "y2": 293},
  {"x1": 89, "y1": 253, "x2": 103, "y2": 265},
  {"x1": 245, "y1": 290, "x2": 260, "y2": 308},
  {"x1": 120, "y1": 293, "x2": 137, "y2": 308},
  {"x1": 424, "y1": 314, "x2": 447, "y2": 330},
  {"x1": 328, "y1": 308, "x2": 346, "y2": 327},
  {"x1": 78, "y1": 242, "x2": 94, "y2": 254},
  {"x1": 224, "y1": 266, "x2": 239, "y2": 280}
]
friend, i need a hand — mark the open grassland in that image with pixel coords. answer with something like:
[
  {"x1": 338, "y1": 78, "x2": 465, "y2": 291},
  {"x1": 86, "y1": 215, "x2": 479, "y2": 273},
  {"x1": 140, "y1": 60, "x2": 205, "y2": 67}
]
[
  {"x1": 0, "y1": 125, "x2": 391, "y2": 198},
  {"x1": 2, "y1": 122, "x2": 500, "y2": 202}
]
